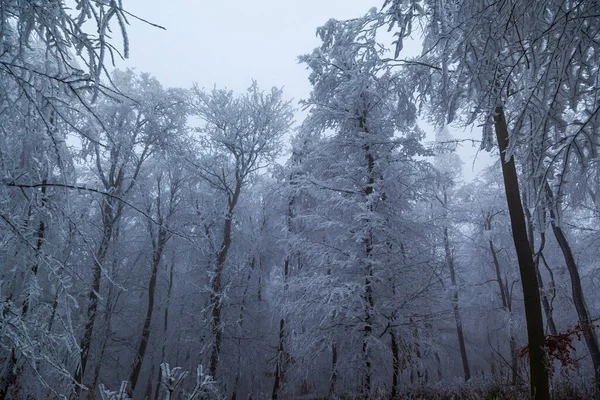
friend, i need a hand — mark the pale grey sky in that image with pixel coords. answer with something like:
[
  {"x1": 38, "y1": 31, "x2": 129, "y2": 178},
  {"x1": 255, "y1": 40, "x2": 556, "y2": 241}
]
[
  {"x1": 116, "y1": 0, "x2": 492, "y2": 180},
  {"x1": 118, "y1": 0, "x2": 373, "y2": 97}
]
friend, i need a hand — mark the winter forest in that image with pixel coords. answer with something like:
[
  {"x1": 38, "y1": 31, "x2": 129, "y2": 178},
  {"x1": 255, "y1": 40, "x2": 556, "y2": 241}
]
[{"x1": 1, "y1": 1, "x2": 599, "y2": 399}]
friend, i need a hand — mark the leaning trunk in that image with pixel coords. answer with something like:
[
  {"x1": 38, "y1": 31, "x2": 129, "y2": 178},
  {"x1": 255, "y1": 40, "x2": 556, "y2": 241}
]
[
  {"x1": 494, "y1": 106, "x2": 549, "y2": 400},
  {"x1": 545, "y1": 182, "x2": 600, "y2": 389}
]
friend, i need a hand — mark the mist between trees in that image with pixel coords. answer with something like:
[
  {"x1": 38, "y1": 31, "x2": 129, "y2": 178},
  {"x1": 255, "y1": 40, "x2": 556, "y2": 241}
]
[{"x1": 0, "y1": 1, "x2": 599, "y2": 399}]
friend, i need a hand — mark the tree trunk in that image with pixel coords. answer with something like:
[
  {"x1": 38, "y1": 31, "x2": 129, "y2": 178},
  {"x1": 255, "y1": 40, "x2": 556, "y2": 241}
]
[
  {"x1": 272, "y1": 193, "x2": 295, "y2": 399},
  {"x1": 272, "y1": 254, "x2": 290, "y2": 399},
  {"x1": 524, "y1": 190, "x2": 558, "y2": 336},
  {"x1": 232, "y1": 257, "x2": 256, "y2": 400},
  {"x1": 545, "y1": 182, "x2": 600, "y2": 389},
  {"x1": 487, "y1": 223, "x2": 520, "y2": 384},
  {"x1": 494, "y1": 106, "x2": 549, "y2": 400},
  {"x1": 328, "y1": 343, "x2": 338, "y2": 398},
  {"x1": 390, "y1": 330, "x2": 400, "y2": 399},
  {"x1": 155, "y1": 256, "x2": 175, "y2": 400},
  {"x1": 144, "y1": 365, "x2": 154, "y2": 400},
  {"x1": 91, "y1": 283, "x2": 116, "y2": 392},
  {"x1": 443, "y1": 219, "x2": 471, "y2": 382},
  {"x1": 535, "y1": 257, "x2": 558, "y2": 336},
  {"x1": 75, "y1": 202, "x2": 114, "y2": 392},
  {"x1": 271, "y1": 318, "x2": 284, "y2": 400},
  {"x1": 362, "y1": 143, "x2": 375, "y2": 399},
  {"x1": 509, "y1": 335, "x2": 519, "y2": 385},
  {"x1": 0, "y1": 182, "x2": 47, "y2": 400},
  {"x1": 209, "y1": 183, "x2": 241, "y2": 379},
  {"x1": 129, "y1": 226, "x2": 168, "y2": 394}
]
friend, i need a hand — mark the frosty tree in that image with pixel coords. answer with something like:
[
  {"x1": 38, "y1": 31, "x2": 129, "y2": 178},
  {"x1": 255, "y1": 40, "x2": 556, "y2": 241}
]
[
  {"x1": 282, "y1": 12, "x2": 436, "y2": 398},
  {"x1": 189, "y1": 82, "x2": 293, "y2": 381},
  {"x1": 378, "y1": 0, "x2": 600, "y2": 396},
  {"x1": 0, "y1": 2, "x2": 135, "y2": 397}
]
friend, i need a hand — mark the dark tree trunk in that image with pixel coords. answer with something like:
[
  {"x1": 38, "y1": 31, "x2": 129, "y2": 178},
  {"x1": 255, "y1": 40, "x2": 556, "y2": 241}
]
[
  {"x1": 524, "y1": 190, "x2": 558, "y2": 336},
  {"x1": 0, "y1": 182, "x2": 47, "y2": 400},
  {"x1": 390, "y1": 330, "x2": 400, "y2": 399},
  {"x1": 486, "y1": 220, "x2": 520, "y2": 384},
  {"x1": 155, "y1": 256, "x2": 175, "y2": 400},
  {"x1": 410, "y1": 322, "x2": 424, "y2": 385},
  {"x1": 328, "y1": 343, "x2": 338, "y2": 398},
  {"x1": 144, "y1": 365, "x2": 154, "y2": 400},
  {"x1": 209, "y1": 184, "x2": 241, "y2": 379},
  {"x1": 358, "y1": 113, "x2": 375, "y2": 399},
  {"x1": 75, "y1": 201, "x2": 114, "y2": 392},
  {"x1": 272, "y1": 194, "x2": 294, "y2": 399},
  {"x1": 129, "y1": 225, "x2": 168, "y2": 394},
  {"x1": 443, "y1": 219, "x2": 471, "y2": 382},
  {"x1": 362, "y1": 148, "x2": 375, "y2": 399},
  {"x1": 272, "y1": 257, "x2": 290, "y2": 399},
  {"x1": 494, "y1": 106, "x2": 549, "y2": 400},
  {"x1": 271, "y1": 318, "x2": 285, "y2": 400},
  {"x1": 535, "y1": 257, "x2": 558, "y2": 336},
  {"x1": 545, "y1": 182, "x2": 600, "y2": 389},
  {"x1": 91, "y1": 283, "x2": 116, "y2": 392},
  {"x1": 509, "y1": 335, "x2": 519, "y2": 385},
  {"x1": 232, "y1": 257, "x2": 257, "y2": 400}
]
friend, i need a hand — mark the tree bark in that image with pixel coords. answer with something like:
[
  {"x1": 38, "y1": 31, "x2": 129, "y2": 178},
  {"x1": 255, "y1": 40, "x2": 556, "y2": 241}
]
[
  {"x1": 328, "y1": 343, "x2": 338, "y2": 398},
  {"x1": 359, "y1": 111, "x2": 376, "y2": 399},
  {"x1": 0, "y1": 182, "x2": 47, "y2": 400},
  {"x1": 524, "y1": 190, "x2": 558, "y2": 336},
  {"x1": 271, "y1": 318, "x2": 284, "y2": 400},
  {"x1": 545, "y1": 182, "x2": 600, "y2": 389},
  {"x1": 443, "y1": 219, "x2": 471, "y2": 382},
  {"x1": 486, "y1": 218, "x2": 521, "y2": 384},
  {"x1": 155, "y1": 256, "x2": 175, "y2": 400},
  {"x1": 91, "y1": 283, "x2": 116, "y2": 392},
  {"x1": 129, "y1": 224, "x2": 168, "y2": 394},
  {"x1": 494, "y1": 106, "x2": 549, "y2": 400},
  {"x1": 272, "y1": 195, "x2": 294, "y2": 400},
  {"x1": 390, "y1": 330, "x2": 400, "y2": 399},
  {"x1": 75, "y1": 199, "x2": 115, "y2": 393},
  {"x1": 271, "y1": 265, "x2": 289, "y2": 399},
  {"x1": 362, "y1": 146, "x2": 375, "y2": 399},
  {"x1": 209, "y1": 183, "x2": 241, "y2": 379}
]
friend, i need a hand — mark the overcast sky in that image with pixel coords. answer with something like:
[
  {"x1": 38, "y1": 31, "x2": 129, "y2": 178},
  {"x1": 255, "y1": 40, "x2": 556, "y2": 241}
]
[
  {"x1": 117, "y1": 1, "x2": 373, "y2": 96},
  {"x1": 115, "y1": 0, "x2": 493, "y2": 180}
]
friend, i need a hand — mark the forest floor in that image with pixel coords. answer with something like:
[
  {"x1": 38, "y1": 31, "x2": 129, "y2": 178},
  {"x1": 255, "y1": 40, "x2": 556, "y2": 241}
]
[
  {"x1": 394, "y1": 385, "x2": 598, "y2": 399},
  {"x1": 320, "y1": 384, "x2": 599, "y2": 399}
]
